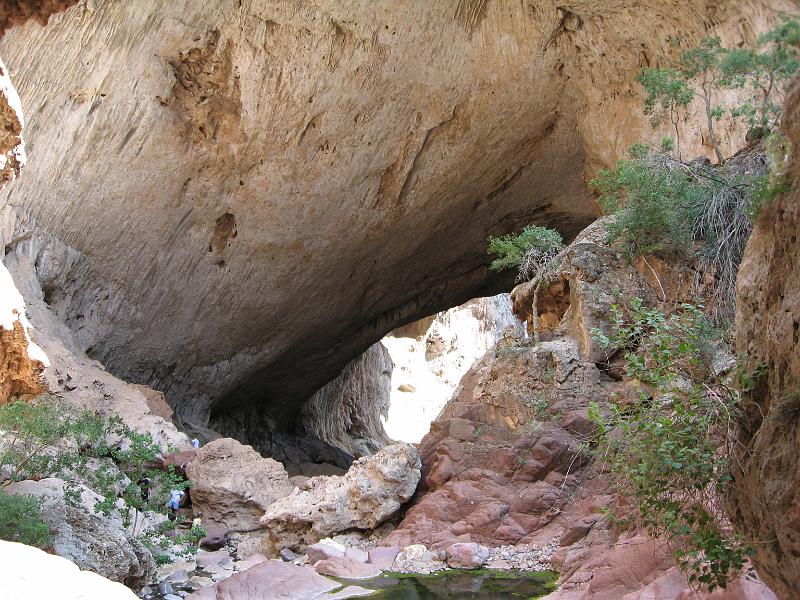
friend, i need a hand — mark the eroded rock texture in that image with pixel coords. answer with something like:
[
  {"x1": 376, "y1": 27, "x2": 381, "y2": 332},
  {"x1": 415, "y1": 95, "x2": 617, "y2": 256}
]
[
  {"x1": 262, "y1": 443, "x2": 420, "y2": 553},
  {"x1": 300, "y1": 342, "x2": 392, "y2": 458},
  {"x1": 0, "y1": 1, "x2": 781, "y2": 441},
  {"x1": 185, "y1": 437, "x2": 294, "y2": 532},
  {"x1": 727, "y1": 76, "x2": 800, "y2": 600},
  {"x1": 385, "y1": 220, "x2": 777, "y2": 599}
]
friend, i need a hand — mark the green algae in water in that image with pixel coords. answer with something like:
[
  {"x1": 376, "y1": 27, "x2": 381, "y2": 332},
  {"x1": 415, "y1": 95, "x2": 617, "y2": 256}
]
[{"x1": 338, "y1": 570, "x2": 557, "y2": 599}]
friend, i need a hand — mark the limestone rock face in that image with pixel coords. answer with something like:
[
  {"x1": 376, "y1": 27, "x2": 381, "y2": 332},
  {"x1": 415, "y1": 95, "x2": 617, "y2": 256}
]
[
  {"x1": 1, "y1": 540, "x2": 139, "y2": 600},
  {"x1": 382, "y1": 293, "x2": 519, "y2": 443},
  {"x1": 0, "y1": 1, "x2": 780, "y2": 440},
  {"x1": 262, "y1": 443, "x2": 421, "y2": 552},
  {"x1": 185, "y1": 437, "x2": 293, "y2": 532},
  {"x1": 727, "y1": 75, "x2": 800, "y2": 599},
  {"x1": 301, "y1": 342, "x2": 393, "y2": 458},
  {"x1": 510, "y1": 216, "x2": 699, "y2": 361},
  {"x1": 5, "y1": 478, "x2": 155, "y2": 588}
]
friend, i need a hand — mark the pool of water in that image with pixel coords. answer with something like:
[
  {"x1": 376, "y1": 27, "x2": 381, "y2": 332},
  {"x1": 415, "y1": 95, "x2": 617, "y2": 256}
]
[{"x1": 342, "y1": 570, "x2": 557, "y2": 599}]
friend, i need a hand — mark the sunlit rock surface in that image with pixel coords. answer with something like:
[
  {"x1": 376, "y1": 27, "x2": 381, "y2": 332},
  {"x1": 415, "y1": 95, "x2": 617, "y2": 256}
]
[
  {"x1": 0, "y1": 1, "x2": 783, "y2": 442},
  {"x1": 382, "y1": 294, "x2": 519, "y2": 442}
]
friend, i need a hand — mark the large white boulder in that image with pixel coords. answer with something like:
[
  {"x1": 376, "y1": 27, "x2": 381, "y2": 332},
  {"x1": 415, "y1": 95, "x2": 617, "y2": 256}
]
[
  {"x1": 261, "y1": 443, "x2": 421, "y2": 552},
  {"x1": 1, "y1": 540, "x2": 139, "y2": 600},
  {"x1": 186, "y1": 437, "x2": 293, "y2": 532}
]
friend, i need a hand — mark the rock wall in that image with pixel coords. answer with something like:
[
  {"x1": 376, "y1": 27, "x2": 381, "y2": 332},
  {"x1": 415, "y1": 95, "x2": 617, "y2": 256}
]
[
  {"x1": 386, "y1": 219, "x2": 778, "y2": 599},
  {"x1": 0, "y1": 1, "x2": 785, "y2": 441},
  {"x1": 0, "y1": 54, "x2": 48, "y2": 404},
  {"x1": 382, "y1": 293, "x2": 520, "y2": 442},
  {"x1": 301, "y1": 342, "x2": 393, "y2": 458},
  {"x1": 727, "y1": 76, "x2": 800, "y2": 600}
]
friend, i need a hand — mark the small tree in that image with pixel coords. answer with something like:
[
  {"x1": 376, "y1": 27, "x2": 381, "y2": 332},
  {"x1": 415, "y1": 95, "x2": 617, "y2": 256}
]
[
  {"x1": 722, "y1": 18, "x2": 800, "y2": 136},
  {"x1": 637, "y1": 67, "x2": 694, "y2": 160},
  {"x1": 679, "y1": 37, "x2": 727, "y2": 163},
  {"x1": 488, "y1": 224, "x2": 564, "y2": 341}
]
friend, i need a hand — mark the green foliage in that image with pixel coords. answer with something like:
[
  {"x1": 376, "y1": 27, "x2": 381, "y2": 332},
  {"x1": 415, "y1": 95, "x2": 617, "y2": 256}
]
[
  {"x1": 0, "y1": 490, "x2": 53, "y2": 548},
  {"x1": 487, "y1": 225, "x2": 564, "y2": 282},
  {"x1": 0, "y1": 398, "x2": 191, "y2": 556},
  {"x1": 722, "y1": 18, "x2": 800, "y2": 134},
  {"x1": 589, "y1": 300, "x2": 753, "y2": 591},
  {"x1": 637, "y1": 21, "x2": 799, "y2": 159},
  {"x1": 748, "y1": 131, "x2": 792, "y2": 219},
  {"x1": 637, "y1": 67, "x2": 694, "y2": 128},
  {"x1": 591, "y1": 144, "x2": 702, "y2": 259}
]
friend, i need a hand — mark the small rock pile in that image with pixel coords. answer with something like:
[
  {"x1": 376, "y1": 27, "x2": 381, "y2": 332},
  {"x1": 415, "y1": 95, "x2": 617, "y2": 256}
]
[
  {"x1": 485, "y1": 539, "x2": 558, "y2": 571},
  {"x1": 388, "y1": 539, "x2": 559, "y2": 575},
  {"x1": 141, "y1": 544, "x2": 266, "y2": 599}
]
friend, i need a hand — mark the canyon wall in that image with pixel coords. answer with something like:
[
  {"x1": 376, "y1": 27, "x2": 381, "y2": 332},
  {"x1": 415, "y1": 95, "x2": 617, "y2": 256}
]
[
  {"x1": 0, "y1": 1, "x2": 787, "y2": 443},
  {"x1": 728, "y1": 75, "x2": 800, "y2": 600}
]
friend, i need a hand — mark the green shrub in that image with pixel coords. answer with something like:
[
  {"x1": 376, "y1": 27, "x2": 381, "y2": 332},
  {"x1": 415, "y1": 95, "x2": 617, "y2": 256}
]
[
  {"x1": 487, "y1": 225, "x2": 563, "y2": 279},
  {"x1": 0, "y1": 398, "x2": 190, "y2": 555},
  {"x1": 0, "y1": 490, "x2": 53, "y2": 548},
  {"x1": 591, "y1": 143, "x2": 702, "y2": 260},
  {"x1": 589, "y1": 300, "x2": 753, "y2": 592}
]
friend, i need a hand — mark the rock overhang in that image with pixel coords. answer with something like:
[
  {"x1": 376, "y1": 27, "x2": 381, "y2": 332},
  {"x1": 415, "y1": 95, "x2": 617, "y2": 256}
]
[{"x1": 0, "y1": 0, "x2": 779, "y2": 441}]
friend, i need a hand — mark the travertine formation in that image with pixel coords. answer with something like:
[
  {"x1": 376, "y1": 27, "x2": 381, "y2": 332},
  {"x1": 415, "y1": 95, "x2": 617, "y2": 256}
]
[
  {"x1": 262, "y1": 442, "x2": 421, "y2": 553},
  {"x1": 0, "y1": 1, "x2": 782, "y2": 443},
  {"x1": 727, "y1": 75, "x2": 800, "y2": 600},
  {"x1": 185, "y1": 437, "x2": 293, "y2": 532}
]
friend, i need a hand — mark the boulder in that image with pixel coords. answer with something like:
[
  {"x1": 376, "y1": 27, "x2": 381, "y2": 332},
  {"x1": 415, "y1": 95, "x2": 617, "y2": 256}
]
[
  {"x1": 307, "y1": 541, "x2": 345, "y2": 563},
  {"x1": 445, "y1": 542, "x2": 489, "y2": 569},
  {"x1": 262, "y1": 443, "x2": 420, "y2": 552},
  {"x1": 367, "y1": 546, "x2": 400, "y2": 570},
  {"x1": 199, "y1": 525, "x2": 229, "y2": 549},
  {"x1": 1, "y1": 540, "x2": 138, "y2": 600},
  {"x1": 186, "y1": 559, "x2": 339, "y2": 600},
  {"x1": 5, "y1": 478, "x2": 154, "y2": 587},
  {"x1": 162, "y1": 449, "x2": 197, "y2": 478},
  {"x1": 186, "y1": 438, "x2": 293, "y2": 532},
  {"x1": 313, "y1": 556, "x2": 381, "y2": 579}
]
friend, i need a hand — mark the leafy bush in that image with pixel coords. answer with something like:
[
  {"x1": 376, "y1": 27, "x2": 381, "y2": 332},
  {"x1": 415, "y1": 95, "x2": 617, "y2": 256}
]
[
  {"x1": 592, "y1": 143, "x2": 767, "y2": 322},
  {"x1": 0, "y1": 490, "x2": 52, "y2": 547},
  {"x1": 487, "y1": 225, "x2": 564, "y2": 278},
  {"x1": 592, "y1": 143, "x2": 702, "y2": 259},
  {"x1": 0, "y1": 397, "x2": 189, "y2": 551},
  {"x1": 589, "y1": 300, "x2": 753, "y2": 591}
]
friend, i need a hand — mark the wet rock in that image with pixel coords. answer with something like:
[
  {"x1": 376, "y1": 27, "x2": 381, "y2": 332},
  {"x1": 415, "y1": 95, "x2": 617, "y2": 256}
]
[
  {"x1": 328, "y1": 586, "x2": 376, "y2": 599},
  {"x1": 157, "y1": 581, "x2": 175, "y2": 595},
  {"x1": 185, "y1": 438, "x2": 293, "y2": 532},
  {"x1": 262, "y1": 443, "x2": 421, "y2": 552},
  {"x1": 445, "y1": 542, "x2": 489, "y2": 569},
  {"x1": 314, "y1": 556, "x2": 382, "y2": 579}
]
